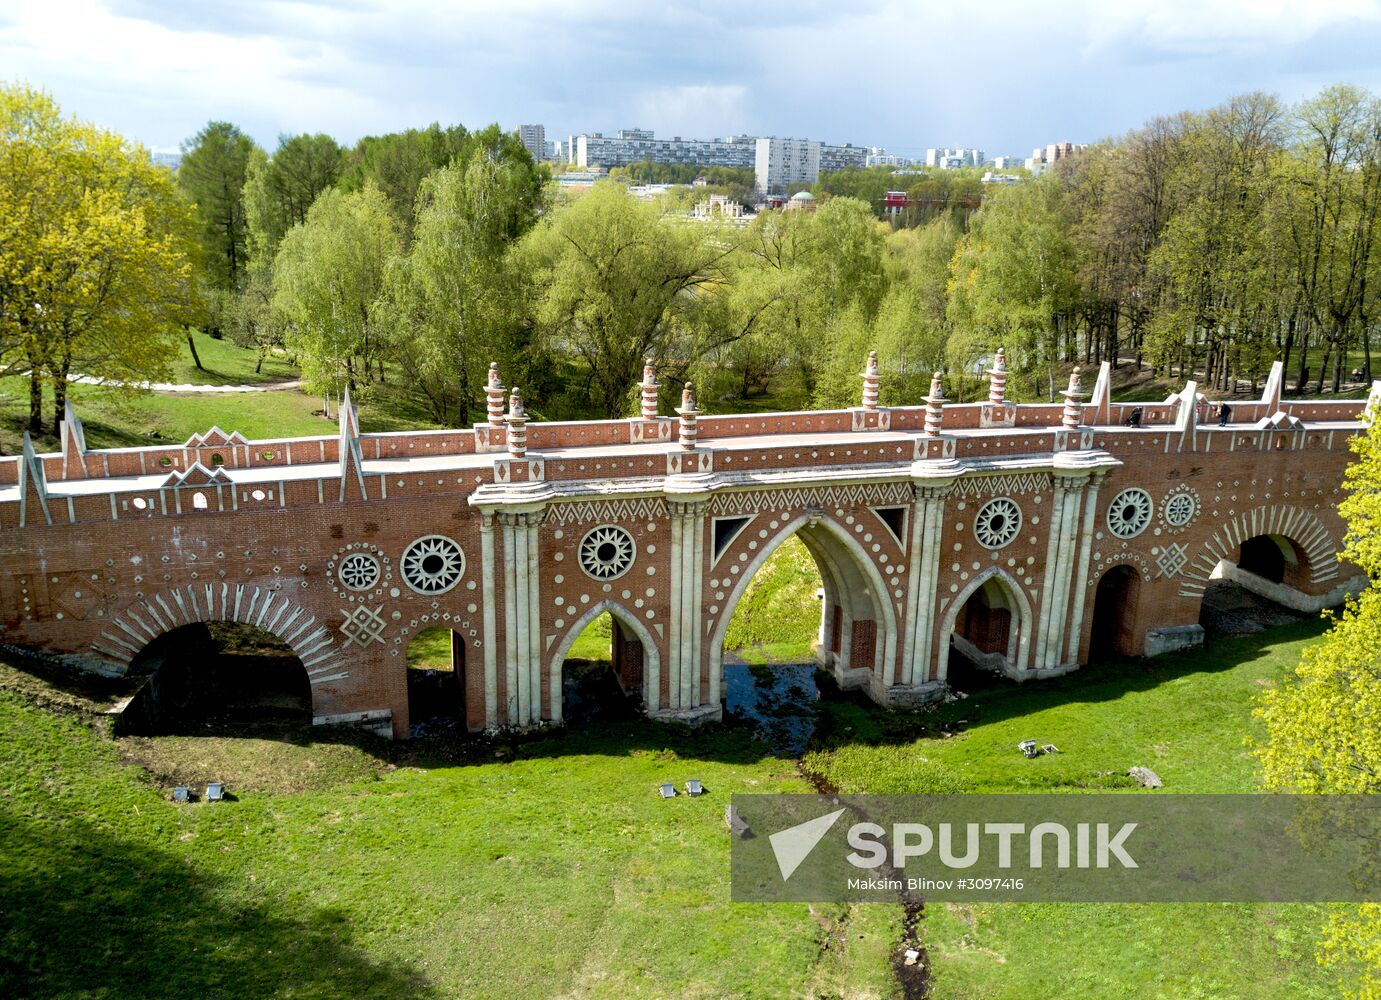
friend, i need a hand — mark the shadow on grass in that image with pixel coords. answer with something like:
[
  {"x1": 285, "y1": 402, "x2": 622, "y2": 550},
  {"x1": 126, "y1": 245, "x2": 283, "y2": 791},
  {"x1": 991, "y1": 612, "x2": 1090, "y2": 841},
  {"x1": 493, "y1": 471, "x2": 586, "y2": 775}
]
[
  {"x1": 0, "y1": 809, "x2": 439, "y2": 1000},
  {"x1": 811, "y1": 617, "x2": 1331, "y2": 751}
]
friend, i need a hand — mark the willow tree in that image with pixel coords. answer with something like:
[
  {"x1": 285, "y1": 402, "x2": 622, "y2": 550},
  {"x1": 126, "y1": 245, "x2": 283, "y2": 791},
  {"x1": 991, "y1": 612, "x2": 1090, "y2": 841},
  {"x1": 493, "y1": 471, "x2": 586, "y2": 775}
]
[
  {"x1": 0, "y1": 84, "x2": 201, "y2": 436},
  {"x1": 272, "y1": 185, "x2": 400, "y2": 399}
]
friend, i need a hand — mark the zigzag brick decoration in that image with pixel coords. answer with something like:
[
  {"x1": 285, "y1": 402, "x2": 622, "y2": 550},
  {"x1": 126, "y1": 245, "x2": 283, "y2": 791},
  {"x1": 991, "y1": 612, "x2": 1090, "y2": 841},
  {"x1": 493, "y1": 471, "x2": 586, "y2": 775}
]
[
  {"x1": 951, "y1": 473, "x2": 1054, "y2": 498},
  {"x1": 708, "y1": 481, "x2": 915, "y2": 515}
]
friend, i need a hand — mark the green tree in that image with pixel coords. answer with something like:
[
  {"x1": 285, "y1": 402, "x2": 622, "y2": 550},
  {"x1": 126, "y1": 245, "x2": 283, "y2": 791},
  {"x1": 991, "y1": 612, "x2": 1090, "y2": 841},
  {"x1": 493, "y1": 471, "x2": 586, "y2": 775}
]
[
  {"x1": 1256, "y1": 415, "x2": 1381, "y2": 999},
  {"x1": 383, "y1": 142, "x2": 548, "y2": 424},
  {"x1": 948, "y1": 171, "x2": 1080, "y2": 400},
  {"x1": 177, "y1": 121, "x2": 256, "y2": 295},
  {"x1": 243, "y1": 132, "x2": 344, "y2": 262},
  {"x1": 0, "y1": 84, "x2": 201, "y2": 436},
  {"x1": 339, "y1": 123, "x2": 470, "y2": 236},
  {"x1": 520, "y1": 182, "x2": 739, "y2": 418},
  {"x1": 272, "y1": 185, "x2": 400, "y2": 398}
]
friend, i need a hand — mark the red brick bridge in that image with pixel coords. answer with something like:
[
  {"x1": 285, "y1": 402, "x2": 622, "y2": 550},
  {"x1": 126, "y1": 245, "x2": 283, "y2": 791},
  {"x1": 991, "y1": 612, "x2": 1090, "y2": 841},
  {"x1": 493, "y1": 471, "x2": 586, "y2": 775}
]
[{"x1": 0, "y1": 354, "x2": 1369, "y2": 737}]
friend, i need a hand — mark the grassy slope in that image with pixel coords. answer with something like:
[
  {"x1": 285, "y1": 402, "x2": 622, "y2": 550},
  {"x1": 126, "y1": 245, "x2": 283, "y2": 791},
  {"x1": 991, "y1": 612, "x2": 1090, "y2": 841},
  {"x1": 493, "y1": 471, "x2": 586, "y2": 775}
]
[
  {"x1": 723, "y1": 535, "x2": 822, "y2": 663},
  {"x1": 0, "y1": 692, "x2": 898, "y2": 999},
  {"x1": 804, "y1": 618, "x2": 1353, "y2": 999},
  {"x1": 0, "y1": 335, "x2": 440, "y2": 455}
]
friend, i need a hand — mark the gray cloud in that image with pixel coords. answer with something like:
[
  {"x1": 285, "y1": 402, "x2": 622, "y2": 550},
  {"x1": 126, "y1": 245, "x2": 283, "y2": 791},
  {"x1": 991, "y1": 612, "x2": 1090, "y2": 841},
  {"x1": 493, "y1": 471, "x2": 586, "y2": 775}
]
[{"x1": 3, "y1": 0, "x2": 1380, "y2": 156}]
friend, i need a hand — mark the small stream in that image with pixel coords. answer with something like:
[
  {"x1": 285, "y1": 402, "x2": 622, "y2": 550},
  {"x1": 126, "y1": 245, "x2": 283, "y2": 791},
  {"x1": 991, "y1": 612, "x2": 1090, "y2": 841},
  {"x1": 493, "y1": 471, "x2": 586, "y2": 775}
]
[{"x1": 722, "y1": 660, "x2": 820, "y2": 756}]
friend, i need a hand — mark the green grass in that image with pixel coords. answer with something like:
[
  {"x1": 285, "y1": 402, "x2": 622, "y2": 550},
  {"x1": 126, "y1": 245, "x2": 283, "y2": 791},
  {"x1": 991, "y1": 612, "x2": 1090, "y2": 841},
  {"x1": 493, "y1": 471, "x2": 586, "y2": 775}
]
[
  {"x1": 0, "y1": 335, "x2": 442, "y2": 455},
  {"x1": 802, "y1": 617, "x2": 1361, "y2": 998},
  {"x1": 166, "y1": 331, "x2": 300, "y2": 386},
  {"x1": 405, "y1": 627, "x2": 457, "y2": 671},
  {"x1": 0, "y1": 683, "x2": 897, "y2": 999},
  {"x1": 567, "y1": 613, "x2": 614, "y2": 662},
  {"x1": 723, "y1": 535, "x2": 821, "y2": 663}
]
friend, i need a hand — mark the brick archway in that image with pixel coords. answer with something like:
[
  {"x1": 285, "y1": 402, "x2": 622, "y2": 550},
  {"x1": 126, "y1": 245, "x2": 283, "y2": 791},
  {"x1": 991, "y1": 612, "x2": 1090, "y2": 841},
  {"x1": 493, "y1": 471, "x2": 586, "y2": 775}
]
[
  {"x1": 708, "y1": 512, "x2": 898, "y2": 704},
  {"x1": 545, "y1": 598, "x2": 662, "y2": 723},
  {"x1": 1179, "y1": 504, "x2": 1342, "y2": 598},
  {"x1": 96, "y1": 584, "x2": 342, "y2": 685},
  {"x1": 936, "y1": 567, "x2": 1033, "y2": 682}
]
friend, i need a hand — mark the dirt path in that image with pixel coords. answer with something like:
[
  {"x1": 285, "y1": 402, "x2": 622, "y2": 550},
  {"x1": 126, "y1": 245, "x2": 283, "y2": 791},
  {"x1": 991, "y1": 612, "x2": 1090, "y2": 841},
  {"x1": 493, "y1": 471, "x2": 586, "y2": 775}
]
[{"x1": 67, "y1": 374, "x2": 305, "y2": 394}]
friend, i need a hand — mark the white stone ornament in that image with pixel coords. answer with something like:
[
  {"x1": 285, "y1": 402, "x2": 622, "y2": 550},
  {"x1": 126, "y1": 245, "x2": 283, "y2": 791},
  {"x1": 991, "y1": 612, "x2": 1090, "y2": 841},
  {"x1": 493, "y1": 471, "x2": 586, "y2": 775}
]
[
  {"x1": 974, "y1": 497, "x2": 1022, "y2": 549},
  {"x1": 1163, "y1": 491, "x2": 1197, "y2": 527},
  {"x1": 579, "y1": 525, "x2": 636, "y2": 580},
  {"x1": 1108, "y1": 489, "x2": 1153, "y2": 538},
  {"x1": 338, "y1": 552, "x2": 381, "y2": 591},
  {"x1": 400, "y1": 535, "x2": 465, "y2": 594}
]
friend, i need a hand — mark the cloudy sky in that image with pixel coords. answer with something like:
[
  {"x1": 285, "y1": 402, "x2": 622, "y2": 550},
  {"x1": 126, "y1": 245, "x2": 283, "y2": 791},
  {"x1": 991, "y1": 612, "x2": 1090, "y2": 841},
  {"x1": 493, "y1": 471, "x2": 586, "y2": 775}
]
[{"x1": 3, "y1": 0, "x2": 1381, "y2": 157}]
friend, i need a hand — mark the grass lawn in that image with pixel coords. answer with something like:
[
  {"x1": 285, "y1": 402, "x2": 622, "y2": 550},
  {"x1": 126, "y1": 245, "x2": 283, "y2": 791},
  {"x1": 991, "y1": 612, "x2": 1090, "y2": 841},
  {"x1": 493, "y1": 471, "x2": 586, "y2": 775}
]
[
  {"x1": 0, "y1": 606, "x2": 1363, "y2": 997},
  {"x1": 803, "y1": 618, "x2": 1360, "y2": 998},
  {"x1": 724, "y1": 535, "x2": 822, "y2": 664},
  {"x1": 0, "y1": 336, "x2": 442, "y2": 455},
  {"x1": 166, "y1": 331, "x2": 300, "y2": 386}
]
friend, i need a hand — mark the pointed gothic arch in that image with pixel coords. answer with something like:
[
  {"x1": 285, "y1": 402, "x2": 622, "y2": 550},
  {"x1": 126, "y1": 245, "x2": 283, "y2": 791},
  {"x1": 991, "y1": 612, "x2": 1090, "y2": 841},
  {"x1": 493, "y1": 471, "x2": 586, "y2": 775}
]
[
  {"x1": 708, "y1": 511, "x2": 898, "y2": 705},
  {"x1": 936, "y1": 567, "x2": 1034, "y2": 681},
  {"x1": 546, "y1": 598, "x2": 663, "y2": 723}
]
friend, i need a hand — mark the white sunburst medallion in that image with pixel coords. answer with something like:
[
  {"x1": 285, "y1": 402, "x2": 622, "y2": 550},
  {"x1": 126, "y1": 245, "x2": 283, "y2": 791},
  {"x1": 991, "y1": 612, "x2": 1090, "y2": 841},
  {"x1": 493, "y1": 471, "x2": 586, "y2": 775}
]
[
  {"x1": 401, "y1": 535, "x2": 465, "y2": 595},
  {"x1": 1108, "y1": 488, "x2": 1153, "y2": 538},
  {"x1": 579, "y1": 525, "x2": 636, "y2": 580},
  {"x1": 974, "y1": 497, "x2": 1022, "y2": 549}
]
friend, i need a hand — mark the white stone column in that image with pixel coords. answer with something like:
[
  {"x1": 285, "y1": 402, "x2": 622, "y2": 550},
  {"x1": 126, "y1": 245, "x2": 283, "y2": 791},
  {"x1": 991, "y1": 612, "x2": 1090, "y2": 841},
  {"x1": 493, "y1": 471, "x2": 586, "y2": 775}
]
[
  {"x1": 498, "y1": 509, "x2": 543, "y2": 725},
  {"x1": 902, "y1": 484, "x2": 951, "y2": 685},
  {"x1": 1063, "y1": 471, "x2": 1105, "y2": 665},
  {"x1": 527, "y1": 514, "x2": 542, "y2": 723},
  {"x1": 500, "y1": 513, "x2": 520, "y2": 724},
  {"x1": 666, "y1": 499, "x2": 707, "y2": 712},
  {"x1": 480, "y1": 513, "x2": 499, "y2": 727},
  {"x1": 1035, "y1": 476, "x2": 1084, "y2": 670}
]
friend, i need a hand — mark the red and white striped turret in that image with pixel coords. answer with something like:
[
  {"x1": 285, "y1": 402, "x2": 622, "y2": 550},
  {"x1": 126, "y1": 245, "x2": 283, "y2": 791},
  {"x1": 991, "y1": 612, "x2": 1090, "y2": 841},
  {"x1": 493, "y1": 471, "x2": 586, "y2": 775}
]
[
  {"x1": 923, "y1": 371, "x2": 946, "y2": 437},
  {"x1": 676, "y1": 382, "x2": 699, "y2": 451},
  {"x1": 987, "y1": 347, "x2": 1008, "y2": 404},
  {"x1": 861, "y1": 351, "x2": 881, "y2": 410},
  {"x1": 639, "y1": 359, "x2": 660, "y2": 420},
  {"x1": 506, "y1": 388, "x2": 528, "y2": 457},
  {"x1": 486, "y1": 362, "x2": 506, "y2": 426},
  {"x1": 1061, "y1": 367, "x2": 1086, "y2": 430}
]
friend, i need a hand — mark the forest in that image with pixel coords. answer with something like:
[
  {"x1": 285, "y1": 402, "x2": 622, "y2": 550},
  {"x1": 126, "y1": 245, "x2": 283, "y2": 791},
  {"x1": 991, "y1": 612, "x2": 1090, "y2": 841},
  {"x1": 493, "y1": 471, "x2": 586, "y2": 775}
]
[{"x1": 5, "y1": 83, "x2": 1381, "y2": 438}]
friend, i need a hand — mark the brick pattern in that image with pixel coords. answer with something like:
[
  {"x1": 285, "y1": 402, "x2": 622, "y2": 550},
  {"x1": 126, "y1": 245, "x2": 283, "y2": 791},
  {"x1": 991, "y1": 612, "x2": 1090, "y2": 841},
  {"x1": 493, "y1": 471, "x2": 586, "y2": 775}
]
[{"x1": 0, "y1": 373, "x2": 1369, "y2": 736}]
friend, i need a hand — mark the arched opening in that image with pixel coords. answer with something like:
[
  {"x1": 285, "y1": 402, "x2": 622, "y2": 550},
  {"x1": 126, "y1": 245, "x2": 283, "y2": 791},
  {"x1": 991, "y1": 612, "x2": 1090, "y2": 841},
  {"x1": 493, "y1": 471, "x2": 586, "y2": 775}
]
[
  {"x1": 711, "y1": 513, "x2": 897, "y2": 720},
  {"x1": 126, "y1": 621, "x2": 310, "y2": 733},
  {"x1": 558, "y1": 609, "x2": 644, "y2": 723},
  {"x1": 1237, "y1": 534, "x2": 1298, "y2": 586},
  {"x1": 1201, "y1": 534, "x2": 1313, "y2": 638},
  {"x1": 938, "y1": 570, "x2": 1031, "y2": 687},
  {"x1": 406, "y1": 627, "x2": 467, "y2": 735},
  {"x1": 1088, "y1": 565, "x2": 1142, "y2": 662},
  {"x1": 720, "y1": 535, "x2": 824, "y2": 752}
]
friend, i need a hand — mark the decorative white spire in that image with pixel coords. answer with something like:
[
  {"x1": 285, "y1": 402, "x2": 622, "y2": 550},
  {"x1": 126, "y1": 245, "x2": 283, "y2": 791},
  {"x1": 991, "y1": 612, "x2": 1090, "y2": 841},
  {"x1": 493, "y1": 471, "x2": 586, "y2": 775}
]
[
  {"x1": 1061, "y1": 367, "x2": 1086, "y2": 430},
  {"x1": 987, "y1": 347, "x2": 1008, "y2": 405},
  {"x1": 639, "y1": 358, "x2": 660, "y2": 421},
  {"x1": 923, "y1": 372, "x2": 946, "y2": 437},
  {"x1": 860, "y1": 351, "x2": 880, "y2": 410},
  {"x1": 676, "y1": 382, "x2": 699, "y2": 451},
  {"x1": 486, "y1": 362, "x2": 506, "y2": 426},
  {"x1": 506, "y1": 387, "x2": 528, "y2": 457}
]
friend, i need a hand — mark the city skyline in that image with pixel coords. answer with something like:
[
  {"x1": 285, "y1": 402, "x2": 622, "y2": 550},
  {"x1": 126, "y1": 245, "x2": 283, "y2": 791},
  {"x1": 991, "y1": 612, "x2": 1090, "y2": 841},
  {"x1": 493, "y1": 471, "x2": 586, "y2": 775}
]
[{"x1": 3, "y1": 1, "x2": 1381, "y2": 156}]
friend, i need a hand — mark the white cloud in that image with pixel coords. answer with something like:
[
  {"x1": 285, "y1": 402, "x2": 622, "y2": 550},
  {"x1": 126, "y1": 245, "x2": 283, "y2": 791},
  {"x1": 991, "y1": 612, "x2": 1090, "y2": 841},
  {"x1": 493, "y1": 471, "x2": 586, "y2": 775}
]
[
  {"x1": 1076, "y1": 0, "x2": 1381, "y2": 54},
  {"x1": 633, "y1": 84, "x2": 748, "y2": 138}
]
